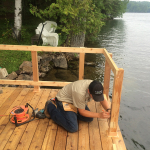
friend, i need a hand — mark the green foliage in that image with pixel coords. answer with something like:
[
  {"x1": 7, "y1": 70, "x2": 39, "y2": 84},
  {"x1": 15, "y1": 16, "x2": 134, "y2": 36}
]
[
  {"x1": 29, "y1": 0, "x2": 105, "y2": 43},
  {"x1": 101, "y1": 0, "x2": 129, "y2": 19},
  {"x1": 126, "y1": 1, "x2": 150, "y2": 13},
  {"x1": 29, "y1": 0, "x2": 128, "y2": 45}
]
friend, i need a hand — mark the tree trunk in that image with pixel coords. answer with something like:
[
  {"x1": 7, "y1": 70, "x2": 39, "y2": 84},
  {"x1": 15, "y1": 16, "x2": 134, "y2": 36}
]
[
  {"x1": 14, "y1": 0, "x2": 22, "y2": 39},
  {"x1": 70, "y1": 32, "x2": 85, "y2": 47}
]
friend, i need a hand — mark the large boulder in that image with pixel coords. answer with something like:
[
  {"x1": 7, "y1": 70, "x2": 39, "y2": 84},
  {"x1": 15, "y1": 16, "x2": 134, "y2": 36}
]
[
  {"x1": 19, "y1": 61, "x2": 32, "y2": 69},
  {"x1": 53, "y1": 54, "x2": 68, "y2": 69},
  {"x1": 19, "y1": 61, "x2": 33, "y2": 74},
  {"x1": 21, "y1": 66, "x2": 33, "y2": 74}
]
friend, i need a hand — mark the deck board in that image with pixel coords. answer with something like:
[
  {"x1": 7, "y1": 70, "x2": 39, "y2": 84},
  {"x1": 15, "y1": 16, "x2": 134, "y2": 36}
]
[
  {"x1": 0, "y1": 87, "x2": 127, "y2": 150},
  {"x1": 88, "y1": 101, "x2": 102, "y2": 150}
]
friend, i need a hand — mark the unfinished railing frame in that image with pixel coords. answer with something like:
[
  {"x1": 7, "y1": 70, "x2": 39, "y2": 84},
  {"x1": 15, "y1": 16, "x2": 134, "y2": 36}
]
[{"x1": 0, "y1": 44, "x2": 124, "y2": 136}]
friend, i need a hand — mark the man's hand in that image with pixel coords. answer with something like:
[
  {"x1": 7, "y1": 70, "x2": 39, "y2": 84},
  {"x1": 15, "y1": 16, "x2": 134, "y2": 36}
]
[{"x1": 98, "y1": 110, "x2": 110, "y2": 119}]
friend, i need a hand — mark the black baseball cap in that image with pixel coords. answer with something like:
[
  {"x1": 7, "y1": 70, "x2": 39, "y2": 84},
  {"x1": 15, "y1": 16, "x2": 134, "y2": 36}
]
[{"x1": 89, "y1": 80, "x2": 104, "y2": 102}]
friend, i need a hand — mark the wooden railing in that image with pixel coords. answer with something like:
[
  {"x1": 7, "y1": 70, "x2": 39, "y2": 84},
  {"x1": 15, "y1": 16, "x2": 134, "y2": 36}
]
[{"x1": 0, "y1": 45, "x2": 124, "y2": 137}]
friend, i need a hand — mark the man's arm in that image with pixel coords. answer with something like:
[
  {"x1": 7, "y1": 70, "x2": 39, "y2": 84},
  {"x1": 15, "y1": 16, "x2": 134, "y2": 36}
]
[
  {"x1": 78, "y1": 108, "x2": 110, "y2": 119},
  {"x1": 100, "y1": 98, "x2": 111, "y2": 112}
]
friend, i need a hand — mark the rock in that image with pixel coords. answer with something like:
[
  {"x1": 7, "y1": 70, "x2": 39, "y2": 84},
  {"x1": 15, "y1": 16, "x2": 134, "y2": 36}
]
[
  {"x1": 21, "y1": 66, "x2": 33, "y2": 74},
  {"x1": 39, "y1": 73, "x2": 46, "y2": 78},
  {"x1": 40, "y1": 66, "x2": 51, "y2": 73},
  {"x1": 65, "y1": 53, "x2": 79, "y2": 61},
  {"x1": 0, "y1": 68, "x2": 8, "y2": 79},
  {"x1": 16, "y1": 74, "x2": 31, "y2": 80},
  {"x1": 19, "y1": 61, "x2": 32, "y2": 70},
  {"x1": 53, "y1": 54, "x2": 68, "y2": 69},
  {"x1": 6, "y1": 71, "x2": 18, "y2": 80},
  {"x1": 38, "y1": 56, "x2": 42, "y2": 63},
  {"x1": 40, "y1": 57, "x2": 52, "y2": 67}
]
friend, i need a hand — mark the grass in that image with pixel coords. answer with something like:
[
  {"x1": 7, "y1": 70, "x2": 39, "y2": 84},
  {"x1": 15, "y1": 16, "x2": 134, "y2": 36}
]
[
  {"x1": 0, "y1": 15, "x2": 67, "y2": 74},
  {"x1": 0, "y1": 50, "x2": 31, "y2": 74}
]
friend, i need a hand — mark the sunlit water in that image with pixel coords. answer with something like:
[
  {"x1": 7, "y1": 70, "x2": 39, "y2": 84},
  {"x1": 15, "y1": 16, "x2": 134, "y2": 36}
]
[{"x1": 43, "y1": 13, "x2": 150, "y2": 150}]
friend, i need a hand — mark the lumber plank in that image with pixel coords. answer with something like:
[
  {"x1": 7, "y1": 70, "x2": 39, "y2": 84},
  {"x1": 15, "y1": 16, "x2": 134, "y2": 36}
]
[
  {"x1": 31, "y1": 51, "x2": 40, "y2": 92},
  {"x1": 79, "y1": 53, "x2": 85, "y2": 80},
  {"x1": 54, "y1": 126, "x2": 68, "y2": 150},
  {"x1": 103, "y1": 49, "x2": 118, "y2": 75},
  {"x1": 103, "y1": 53, "x2": 112, "y2": 100},
  {"x1": 0, "y1": 88, "x2": 30, "y2": 150},
  {"x1": 110, "y1": 68, "x2": 124, "y2": 133},
  {"x1": 3, "y1": 88, "x2": 35, "y2": 150},
  {"x1": 0, "y1": 80, "x2": 72, "y2": 87},
  {"x1": 29, "y1": 89, "x2": 51, "y2": 150},
  {"x1": 66, "y1": 131, "x2": 78, "y2": 150},
  {"x1": 0, "y1": 45, "x2": 104, "y2": 54},
  {"x1": 41, "y1": 89, "x2": 59, "y2": 150},
  {"x1": 78, "y1": 120, "x2": 90, "y2": 150},
  {"x1": 0, "y1": 87, "x2": 16, "y2": 107},
  {"x1": 96, "y1": 102, "x2": 113, "y2": 150},
  {"x1": 15, "y1": 89, "x2": 44, "y2": 150},
  {"x1": 88, "y1": 101, "x2": 102, "y2": 150},
  {"x1": 42, "y1": 120, "x2": 58, "y2": 150}
]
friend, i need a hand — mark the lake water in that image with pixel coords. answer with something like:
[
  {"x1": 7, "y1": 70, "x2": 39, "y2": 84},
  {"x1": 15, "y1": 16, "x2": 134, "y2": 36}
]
[
  {"x1": 43, "y1": 13, "x2": 150, "y2": 150},
  {"x1": 88, "y1": 13, "x2": 150, "y2": 150}
]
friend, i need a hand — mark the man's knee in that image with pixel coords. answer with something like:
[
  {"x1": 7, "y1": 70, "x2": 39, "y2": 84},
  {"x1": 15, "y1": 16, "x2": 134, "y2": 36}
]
[{"x1": 67, "y1": 125, "x2": 78, "y2": 133}]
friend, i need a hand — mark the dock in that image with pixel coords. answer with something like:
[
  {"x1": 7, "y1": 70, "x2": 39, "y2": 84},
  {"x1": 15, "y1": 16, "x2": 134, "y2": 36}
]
[
  {"x1": 0, "y1": 87, "x2": 126, "y2": 150},
  {"x1": 0, "y1": 45, "x2": 126, "y2": 149}
]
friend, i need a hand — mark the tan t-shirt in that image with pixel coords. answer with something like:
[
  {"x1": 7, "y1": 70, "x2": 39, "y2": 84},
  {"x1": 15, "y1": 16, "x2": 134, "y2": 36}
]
[{"x1": 56, "y1": 80, "x2": 93, "y2": 109}]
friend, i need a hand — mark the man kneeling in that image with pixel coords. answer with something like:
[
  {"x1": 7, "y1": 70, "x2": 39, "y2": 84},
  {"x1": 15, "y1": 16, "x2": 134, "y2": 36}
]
[{"x1": 44, "y1": 80, "x2": 110, "y2": 133}]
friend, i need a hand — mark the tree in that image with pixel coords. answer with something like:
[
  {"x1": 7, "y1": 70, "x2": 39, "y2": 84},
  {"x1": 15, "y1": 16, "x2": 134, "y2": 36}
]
[
  {"x1": 14, "y1": 0, "x2": 22, "y2": 39},
  {"x1": 30, "y1": 0, "x2": 105, "y2": 47},
  {"x1": 30, "y1": 0, "x2": 128, "y2": 47},
  {"x1": 101, "y1": 0, "x2": 129, "y2": 19}
]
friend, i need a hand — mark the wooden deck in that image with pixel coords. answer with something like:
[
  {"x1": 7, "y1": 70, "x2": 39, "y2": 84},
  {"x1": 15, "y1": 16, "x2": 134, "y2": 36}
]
[{"x1": 0, "y1": 87, "x2": 126, "y2": 150}]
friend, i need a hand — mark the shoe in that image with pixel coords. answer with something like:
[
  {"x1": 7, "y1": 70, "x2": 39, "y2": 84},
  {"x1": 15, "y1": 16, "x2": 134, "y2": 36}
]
[{"x1": 44, "y1": 100, "x2": 51, "y2": 119}]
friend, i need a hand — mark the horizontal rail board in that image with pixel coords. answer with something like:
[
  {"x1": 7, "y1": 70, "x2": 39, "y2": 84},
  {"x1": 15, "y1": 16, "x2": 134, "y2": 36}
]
[
  {"x1": 0, "y1": 80, "x2": 71, "y2": 87},
  {"x1": 0, "y1": 45, "x2": 104, "y2": 53},
  {"x1": 103, "y1": 49, "x2": 118, "y2": 75}
]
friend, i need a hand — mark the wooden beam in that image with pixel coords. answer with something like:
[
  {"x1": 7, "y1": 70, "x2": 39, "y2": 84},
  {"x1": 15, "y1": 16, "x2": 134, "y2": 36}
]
[
  {"x1": 31, "y1": 51, "x2": 40, "y2": 92},
  {"x1": 79, "y1": 53, "x2": 85, "y2": 80},
  {"x1": 103, "y1": 49, "x2": 118, "y2": 76},
  {"x1": 0, "y1": 80, "x2": 71, "y2": 87},
  {"x1": 109, "y1": 68, "x2": 124, "y2": 134},
  {"x1": 103, "y1": 53, "x2": 112, "y2": 100},
  {"x1": 0, "y1": 45, "x2": 104, "y2": 54}
]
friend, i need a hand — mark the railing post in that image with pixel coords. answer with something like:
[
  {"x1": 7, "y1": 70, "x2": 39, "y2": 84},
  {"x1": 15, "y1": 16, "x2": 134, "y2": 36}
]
[
  {"x1": 31, "y1": 51, "x2": 40, "y2": 92},
  {"x1": 79, "y1": 53, "x2": 85, "y2": 80},
  {"x1": 108, "y1": 68, "x2": 124, "y2": 136},
  {"x1": 103, "y1": 53, "x2": 112, "y2": 100}
]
